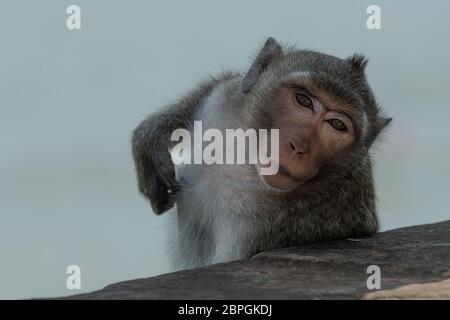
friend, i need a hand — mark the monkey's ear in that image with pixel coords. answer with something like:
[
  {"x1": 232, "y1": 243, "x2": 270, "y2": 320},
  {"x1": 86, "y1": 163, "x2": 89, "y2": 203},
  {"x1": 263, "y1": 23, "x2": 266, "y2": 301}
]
[
  {"x1": 367, "y1": 116, "x2": 392, "y2": 147},
  {"x1": 242, "y1": 37, "x2": 283, "y2": 93},
  {"x1": 346, "y1": 54, "x2": 368, "y2": 73},
  {"x1": 380, "y1": 116, "x2": 392, "y2": 128}
]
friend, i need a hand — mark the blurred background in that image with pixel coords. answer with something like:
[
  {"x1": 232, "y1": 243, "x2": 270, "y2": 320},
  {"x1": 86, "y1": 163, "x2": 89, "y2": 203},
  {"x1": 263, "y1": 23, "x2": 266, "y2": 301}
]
[{"x1": 1, "y1": 0, "x2": 449, "y2": 299}]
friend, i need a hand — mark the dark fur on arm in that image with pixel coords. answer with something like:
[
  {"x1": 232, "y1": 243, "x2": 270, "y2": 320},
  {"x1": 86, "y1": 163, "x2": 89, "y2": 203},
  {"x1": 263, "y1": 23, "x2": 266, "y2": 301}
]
[{"x1": 131, "y1": 72, "x2": 238, "y2": 214}]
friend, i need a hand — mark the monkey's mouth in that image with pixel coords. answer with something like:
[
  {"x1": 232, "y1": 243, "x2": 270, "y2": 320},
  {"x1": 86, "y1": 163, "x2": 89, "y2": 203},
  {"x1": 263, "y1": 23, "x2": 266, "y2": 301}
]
[
  {"x1": 277, "y1": 165, "x2": 305, "y2": 183},
  {"x1": 257, "y1": 163, "x2": 317, "y2": 192}
]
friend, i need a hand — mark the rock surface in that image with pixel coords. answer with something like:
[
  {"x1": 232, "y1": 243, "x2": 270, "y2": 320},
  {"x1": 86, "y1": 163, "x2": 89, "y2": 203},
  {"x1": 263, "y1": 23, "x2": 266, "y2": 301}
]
[
  {"x1": 67, "y1": 220, "x2": 450, "y2": 299},
  {"x1": 363, "y1": 278, "x2": 450, "y2": 299}
]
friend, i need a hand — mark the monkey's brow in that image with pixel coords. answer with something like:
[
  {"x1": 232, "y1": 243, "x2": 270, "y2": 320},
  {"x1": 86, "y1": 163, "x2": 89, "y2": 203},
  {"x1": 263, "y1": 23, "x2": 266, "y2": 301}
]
[
  {"x1": 281, "y1": 72, "x2": 366, "y2": 117},
  {"x1": 320, "y1": 95, "x2": 365, "y2": 122},
  {"x1": 284, "y1": 82, "x2": 362, "y2": 117},
  {"x1": 282, "y1": 80, "x2": 317, "y2": 99}
]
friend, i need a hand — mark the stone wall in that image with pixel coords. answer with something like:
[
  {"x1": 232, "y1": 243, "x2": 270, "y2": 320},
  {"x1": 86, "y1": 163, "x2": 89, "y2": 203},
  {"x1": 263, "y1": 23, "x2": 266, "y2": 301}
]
[{"x1": 66, "y1": 220, "x2": 450, "y2": 299}]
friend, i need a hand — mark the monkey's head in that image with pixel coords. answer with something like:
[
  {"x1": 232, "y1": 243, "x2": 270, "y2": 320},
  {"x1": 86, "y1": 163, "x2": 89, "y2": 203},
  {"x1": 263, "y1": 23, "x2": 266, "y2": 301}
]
[{"x1": 242, "y1": 38, "x2": 391, "y2": 192}]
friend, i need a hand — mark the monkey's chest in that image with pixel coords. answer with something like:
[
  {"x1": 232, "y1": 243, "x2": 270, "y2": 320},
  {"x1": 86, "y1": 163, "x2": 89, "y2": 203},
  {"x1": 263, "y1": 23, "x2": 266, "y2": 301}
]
[{"x1": 177, "y1": 165, "x2": 260, "y2": 216}]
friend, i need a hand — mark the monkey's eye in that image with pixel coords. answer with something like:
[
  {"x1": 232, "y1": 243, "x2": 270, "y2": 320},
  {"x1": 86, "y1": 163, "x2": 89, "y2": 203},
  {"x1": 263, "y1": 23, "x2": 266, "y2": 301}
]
[
  {"x1": 328, "y1": 119, "x2": 347, "y2": 132},
  {"x1": 295, "y1": 93, "x2": 313, "y2": 109}
]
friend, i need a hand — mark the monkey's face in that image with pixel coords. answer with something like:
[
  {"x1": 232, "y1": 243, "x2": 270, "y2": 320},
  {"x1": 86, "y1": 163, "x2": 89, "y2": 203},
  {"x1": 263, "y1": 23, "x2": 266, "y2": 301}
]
[{"x1": 261, "y1": 85, "x2": 356, "y2": 191}]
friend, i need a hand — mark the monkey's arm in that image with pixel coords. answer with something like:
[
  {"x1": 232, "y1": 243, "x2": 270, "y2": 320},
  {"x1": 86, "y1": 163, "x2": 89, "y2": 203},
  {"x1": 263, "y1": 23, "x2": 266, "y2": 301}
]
[{"x1": 132, "y1": 73, "x2": 236, "y2": 214}]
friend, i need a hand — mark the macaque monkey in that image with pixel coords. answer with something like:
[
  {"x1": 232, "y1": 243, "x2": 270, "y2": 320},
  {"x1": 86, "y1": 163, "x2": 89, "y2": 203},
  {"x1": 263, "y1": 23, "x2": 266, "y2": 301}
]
[{"x1": 132, "y1": 38, "x2": 391, "y2": 269}]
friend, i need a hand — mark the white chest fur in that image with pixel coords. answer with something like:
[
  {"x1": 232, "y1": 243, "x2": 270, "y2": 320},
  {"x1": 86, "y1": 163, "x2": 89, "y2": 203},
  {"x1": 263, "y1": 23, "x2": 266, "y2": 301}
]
[{"x1": 170, "y1": 81, "x2": 265, "y2": 268}]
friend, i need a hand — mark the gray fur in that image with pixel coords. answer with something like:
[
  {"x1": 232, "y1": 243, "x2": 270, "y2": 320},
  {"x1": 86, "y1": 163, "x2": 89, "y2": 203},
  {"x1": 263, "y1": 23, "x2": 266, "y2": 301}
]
[
  {"x1": 132, "y1": 38, "x2": 391, "y2": 269},
  {"x1": 241, "y1": 37, "x2": 283, "y2": 93}
]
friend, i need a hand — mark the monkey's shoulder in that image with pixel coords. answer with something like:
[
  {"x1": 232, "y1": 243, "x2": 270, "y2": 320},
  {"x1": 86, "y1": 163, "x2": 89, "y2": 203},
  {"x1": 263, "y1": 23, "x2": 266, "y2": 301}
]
[{"x1": 190, "y1": 74, "x2": 246, "y2": 126}]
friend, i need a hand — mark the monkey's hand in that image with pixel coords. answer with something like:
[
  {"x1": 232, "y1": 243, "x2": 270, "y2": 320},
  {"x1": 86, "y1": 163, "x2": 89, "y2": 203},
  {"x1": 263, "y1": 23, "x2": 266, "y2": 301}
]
[{"x1": 132, "y1": 128, "x2": 180, "y2": 215}]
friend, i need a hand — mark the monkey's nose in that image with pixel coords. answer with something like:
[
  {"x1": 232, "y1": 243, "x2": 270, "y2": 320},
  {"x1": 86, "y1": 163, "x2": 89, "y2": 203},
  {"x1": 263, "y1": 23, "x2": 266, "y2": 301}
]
[{"x1": 289, "y1": 140, "x2": 308, "y2": 155}]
